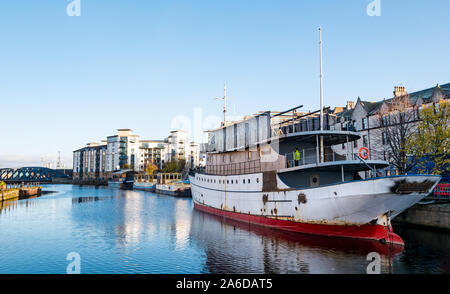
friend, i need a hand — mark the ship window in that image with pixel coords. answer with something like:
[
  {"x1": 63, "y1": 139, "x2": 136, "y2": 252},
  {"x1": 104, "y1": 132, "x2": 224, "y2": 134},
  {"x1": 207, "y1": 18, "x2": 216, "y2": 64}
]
[
  {"x1": 243, "y1": 179, "x2": 245, "y2": 184},
  {"x1": 231, "y1": 180, "x2": 233, "y2": 184},
  {"x1": 256, "y1": 178, "x2": 259, "y2": 183},
  {"x1": 248, "y1": 179, "x2": 251, "y2": 183},
  {"x1": 219, "y1": 180, "x2": 221, "y2": 184},
  {"x1": 227, "y1": 180, "x2": 229, "y2": 184}
]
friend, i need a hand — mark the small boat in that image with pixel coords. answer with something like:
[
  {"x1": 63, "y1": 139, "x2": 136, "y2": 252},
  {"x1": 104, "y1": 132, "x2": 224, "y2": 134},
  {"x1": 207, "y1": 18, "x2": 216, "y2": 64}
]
[
  {"x1": 133, "y1": 174, "x2": 157, "y2": 192},
  {"x1": 108, "y1": 169, "x2": 135, "y2": 190},
  {"x1": 155, "y1": 173, "x2": 192, "y2": 197},
  {"x1": 155, "y1": 183, "x2": 191, "y2": 197}
]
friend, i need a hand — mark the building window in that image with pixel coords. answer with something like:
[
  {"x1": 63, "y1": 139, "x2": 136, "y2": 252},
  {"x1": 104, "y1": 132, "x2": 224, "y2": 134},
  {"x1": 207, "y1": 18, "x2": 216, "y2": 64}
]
[
  {"x1": 382, "y1": 132, "x2": 389, "y2": 145},
  {"x1": 382, "y1": 114, "x2": 390, "y2": 126},
  {"x1": 362, "y1": 118, "x2": 368, "y2": 130}
]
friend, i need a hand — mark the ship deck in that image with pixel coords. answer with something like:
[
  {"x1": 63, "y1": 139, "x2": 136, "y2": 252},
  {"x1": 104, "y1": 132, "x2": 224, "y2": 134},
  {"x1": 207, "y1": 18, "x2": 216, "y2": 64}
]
[{"x1": 278, "y1": 159, "x2": 389, "y2": 174}]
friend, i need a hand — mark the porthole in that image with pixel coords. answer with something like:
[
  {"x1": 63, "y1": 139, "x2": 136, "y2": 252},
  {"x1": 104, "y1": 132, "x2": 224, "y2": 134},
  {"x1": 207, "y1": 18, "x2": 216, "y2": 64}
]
[
  {"x1": 248, "y1": 179, "x2": 250, "y2": 183},
  {"x1": 256, "y1": 178, "x2": 259, "y2": 183},
  {"x1": 227, "y1": 180, "x2": 229, "y2": 184},
  {"x1": 231, "y1": 180, "x2": 233, "y2": 184},
  {"x1": 243, "y1": 179, "x2": 245, "y2": 184}
]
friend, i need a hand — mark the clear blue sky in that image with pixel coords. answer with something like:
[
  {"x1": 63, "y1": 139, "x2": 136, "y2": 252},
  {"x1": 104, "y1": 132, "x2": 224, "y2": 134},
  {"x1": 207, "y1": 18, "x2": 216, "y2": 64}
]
[{"x1": 1, "y1": 0, "x2": 449, "y2": 168}]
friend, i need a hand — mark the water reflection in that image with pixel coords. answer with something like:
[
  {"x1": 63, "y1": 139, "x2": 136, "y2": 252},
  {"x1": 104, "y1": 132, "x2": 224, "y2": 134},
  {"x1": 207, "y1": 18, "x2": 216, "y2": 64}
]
[
  {"x1": 0, "y1": 184, "x2": 448, "y2": 274},
  {"x1": 190, "y1": 210, "x2": 402, "y2": 274}
]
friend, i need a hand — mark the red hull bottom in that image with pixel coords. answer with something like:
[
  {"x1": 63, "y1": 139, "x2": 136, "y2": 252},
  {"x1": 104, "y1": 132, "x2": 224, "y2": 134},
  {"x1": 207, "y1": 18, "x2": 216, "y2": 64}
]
[{"x1": 194, "y1": 202, "x2": 404, "y2": 246}]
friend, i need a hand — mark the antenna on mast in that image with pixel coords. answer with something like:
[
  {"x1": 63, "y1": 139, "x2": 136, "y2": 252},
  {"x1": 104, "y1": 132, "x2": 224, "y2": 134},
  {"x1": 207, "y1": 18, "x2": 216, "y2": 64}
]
[
  {"x1": 57, "y1": 151, "x2": 62, "y2": 169},
  {"x1": 215, "y1": 82, "x2": 228, "y2": 126}
]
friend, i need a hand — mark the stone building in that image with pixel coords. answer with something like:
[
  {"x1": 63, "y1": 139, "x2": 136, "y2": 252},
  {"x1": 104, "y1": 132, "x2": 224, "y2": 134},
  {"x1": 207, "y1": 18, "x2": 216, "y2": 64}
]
[{"x1": 331, "y1": 83, "x2": 449, "y2": 176}]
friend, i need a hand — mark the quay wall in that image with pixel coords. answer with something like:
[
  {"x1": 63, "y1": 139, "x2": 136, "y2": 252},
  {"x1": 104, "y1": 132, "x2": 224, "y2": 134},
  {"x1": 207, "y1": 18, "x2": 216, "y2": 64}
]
[
  {"x1": 0, "y1": 187, "x2": 41, "y2": 201},
  {"x1": 394, "y1": 203, "x2": 450, "y2": 231},
  {"x1": 1, "y1": 189, "x2": 19, "y2": 201},
  {"x1": 72, "y1": 179, "x2": 107, "y2": 186}
]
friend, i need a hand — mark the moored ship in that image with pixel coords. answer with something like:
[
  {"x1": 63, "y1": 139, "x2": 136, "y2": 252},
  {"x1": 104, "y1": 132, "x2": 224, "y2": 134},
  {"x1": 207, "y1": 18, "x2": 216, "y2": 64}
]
[
  {"x1": 133, "y1": 174, "x2": 157, "y2": 192},
  {"x1": 108, "y1": 169, "x2": 135, "y2": 190},
  {"x1": 189, "y1": 107, "x2": 440, "y2": 246},
  {"x1": 190, "y1": 30, "x2": 441, "y2": 246},
  {"x1": 155, "y1": 173, "x2": 192, "y2": 197}
]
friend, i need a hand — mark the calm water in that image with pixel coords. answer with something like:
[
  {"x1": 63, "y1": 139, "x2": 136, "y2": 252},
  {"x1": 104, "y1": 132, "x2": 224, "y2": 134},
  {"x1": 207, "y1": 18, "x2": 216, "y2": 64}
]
[{"x1": 0, "y1": 184, "x2": 449, "y2": 274}]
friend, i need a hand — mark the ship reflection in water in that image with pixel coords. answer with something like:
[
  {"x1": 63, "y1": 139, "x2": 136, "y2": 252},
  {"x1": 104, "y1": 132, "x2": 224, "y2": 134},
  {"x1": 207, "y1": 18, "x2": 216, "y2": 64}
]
[
  {"x1": 0, "y1": 185, "x2": 448, "y2": 274},
  {"x1": 191, "y1": 210, "x2": 403, "y2": 274}
]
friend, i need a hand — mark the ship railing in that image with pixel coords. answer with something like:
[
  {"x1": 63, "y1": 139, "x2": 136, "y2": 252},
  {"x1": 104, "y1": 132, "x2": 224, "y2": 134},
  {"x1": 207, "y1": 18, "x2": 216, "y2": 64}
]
[
  {"x1": 424, "y1": 184, "x2": 450, "y2": 201},
  {"x1": 285, "y1": 147, "x2": 386, "y2": 168},
  {"x1": 205, "y1": 159, "x2": 261, "y2": 176}
]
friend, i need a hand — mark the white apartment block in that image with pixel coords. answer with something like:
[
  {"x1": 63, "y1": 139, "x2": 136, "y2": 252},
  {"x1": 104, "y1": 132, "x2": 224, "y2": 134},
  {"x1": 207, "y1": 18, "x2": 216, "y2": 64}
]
[
  {"x1": 138, "y1": 140, "x2": 167, "y2": 170},
  {"x1": 105, "y1": 129, "x2": 140, "y2": 172},
  {"x1": 73, "y1": 129, "x2": 202, "y2": 181}
]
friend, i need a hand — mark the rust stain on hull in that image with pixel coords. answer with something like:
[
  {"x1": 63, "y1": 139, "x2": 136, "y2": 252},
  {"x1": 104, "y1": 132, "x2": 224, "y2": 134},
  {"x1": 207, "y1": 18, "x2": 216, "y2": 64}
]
[{"x1": 390, "y1": 180, "x2": 436, "y2": 194}]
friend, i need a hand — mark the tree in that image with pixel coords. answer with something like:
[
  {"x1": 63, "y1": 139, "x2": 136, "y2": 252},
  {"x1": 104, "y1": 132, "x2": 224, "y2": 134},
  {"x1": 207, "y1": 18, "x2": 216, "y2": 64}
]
[
  {"x1": 162, "y1": 159, "x2": 186, "y2": 173},
  {"x1": 408, "y1": 100, "x2": 450, "y2": 178},
  {"x1": 144, "y1": 160, "x2": 158, "y2": 175},
  {"x1": 375, "y1": 94, "x2": 418, "y2": 175}
]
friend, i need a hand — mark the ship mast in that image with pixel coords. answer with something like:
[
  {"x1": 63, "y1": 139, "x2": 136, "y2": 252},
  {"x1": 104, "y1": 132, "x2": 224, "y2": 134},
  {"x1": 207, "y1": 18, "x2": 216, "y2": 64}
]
[
  {"x1": 216, "y1": 82, "x2": 228, "y2": 126},
  {"x1": 319, "y1": 27, "x2": 324, "y2": 163}
]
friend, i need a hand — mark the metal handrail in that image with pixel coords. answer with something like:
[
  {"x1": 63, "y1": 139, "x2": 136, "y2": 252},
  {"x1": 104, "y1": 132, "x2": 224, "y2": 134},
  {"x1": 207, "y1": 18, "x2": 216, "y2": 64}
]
[
  {"x1": 205, "y1": 159, "x2": 261, "y2": 176},
  {"x1": 284, "y1": 147, "x2": 386, "y2": 169}
]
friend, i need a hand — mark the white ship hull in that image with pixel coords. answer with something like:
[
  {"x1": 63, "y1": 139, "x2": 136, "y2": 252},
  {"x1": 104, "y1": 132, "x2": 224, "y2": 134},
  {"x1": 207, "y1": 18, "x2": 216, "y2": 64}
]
[{"x1": 189, "y1": 173, "x2": 440, "y2": 244}]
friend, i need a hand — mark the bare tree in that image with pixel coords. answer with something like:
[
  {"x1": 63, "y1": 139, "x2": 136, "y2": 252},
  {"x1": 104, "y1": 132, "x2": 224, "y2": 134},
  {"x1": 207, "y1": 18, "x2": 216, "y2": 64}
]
[{"x1": 375, "y1": 95, "x2": 418, "y2": 175}]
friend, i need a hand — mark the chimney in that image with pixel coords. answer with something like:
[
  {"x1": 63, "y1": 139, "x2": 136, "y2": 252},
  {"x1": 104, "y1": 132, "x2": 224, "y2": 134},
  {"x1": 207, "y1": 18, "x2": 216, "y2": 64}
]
[
  {"x1": 393, "y1": 86, "x2": 407, "y2": 97},
  {"x1": 346, "y1": 101, "x2": 355, "y2": 110}
]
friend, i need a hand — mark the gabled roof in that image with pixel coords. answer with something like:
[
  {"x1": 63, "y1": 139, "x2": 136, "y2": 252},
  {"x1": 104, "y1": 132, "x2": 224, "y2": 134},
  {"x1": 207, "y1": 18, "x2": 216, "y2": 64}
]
[
  {"x1": 366, "y1": 83, "x2": 450, "y2": 115},
  {"x1": 361, "y1": 100, "x2": 383, "y2": 114}
]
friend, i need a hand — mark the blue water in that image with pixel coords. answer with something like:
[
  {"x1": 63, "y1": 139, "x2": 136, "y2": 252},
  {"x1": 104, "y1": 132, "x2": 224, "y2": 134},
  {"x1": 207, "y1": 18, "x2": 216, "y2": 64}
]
[{"x1": 0, "y1": 184, "x2": 448, "y2": 274}]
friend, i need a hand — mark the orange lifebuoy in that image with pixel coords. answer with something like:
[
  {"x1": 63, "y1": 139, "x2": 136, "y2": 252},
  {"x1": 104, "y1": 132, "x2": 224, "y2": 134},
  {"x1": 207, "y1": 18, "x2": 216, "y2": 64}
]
[{"x1": 359, "y1": 147, "x2": 370, "y2": 160}]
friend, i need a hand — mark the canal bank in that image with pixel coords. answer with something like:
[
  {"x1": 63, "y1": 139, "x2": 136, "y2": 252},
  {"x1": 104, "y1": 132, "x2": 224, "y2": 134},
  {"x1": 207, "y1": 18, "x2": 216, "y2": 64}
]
[
  {"x1": 0, "y1": 183, "x2": 42, "y2": 201},
  {"x1": 394, "y1": 203, "x2": 450, "y2": 231}
]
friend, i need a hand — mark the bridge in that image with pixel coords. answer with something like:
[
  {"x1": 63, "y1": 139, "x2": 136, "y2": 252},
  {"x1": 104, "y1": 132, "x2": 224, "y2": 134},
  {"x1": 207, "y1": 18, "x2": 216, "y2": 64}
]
[{"x1": 0, "y1": 167, "x2": 71, "y2": 183}]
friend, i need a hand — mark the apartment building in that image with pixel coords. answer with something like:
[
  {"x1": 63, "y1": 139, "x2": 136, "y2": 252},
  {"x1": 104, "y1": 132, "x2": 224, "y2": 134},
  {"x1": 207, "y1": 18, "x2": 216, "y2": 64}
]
[
  {"x1": 73, "y1": 129, "x2": 201, "y2": 181},
  {"x1": 73, "y1": 142, "x2": 107, "y2": 181},
  {"x1": 105, "y1": 129, "x2": 140, "y2": 172},
  {"x1": 138, "y1": 140, "x2": 167, "y2": 170}
]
